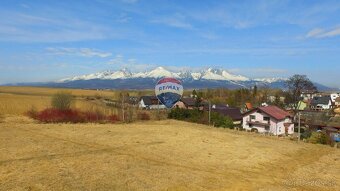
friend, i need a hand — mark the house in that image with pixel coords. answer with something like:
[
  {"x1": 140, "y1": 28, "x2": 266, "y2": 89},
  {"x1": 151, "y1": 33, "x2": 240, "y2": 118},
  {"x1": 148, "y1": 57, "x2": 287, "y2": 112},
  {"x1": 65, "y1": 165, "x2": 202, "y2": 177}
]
[
  {"x1": 242, "y1": 105, "x2": 294, "y2": 135},
  {"x1": 310, "y1": 96, "x2": 333, "y2": 111},
  {"x1": 300, "y1": 90, "x2": 318, "y2": 101},
  {"x1": 139, "y1": 96, "x2": 166, "y2": 109},
  {"x1": 212, "y1": 107, "x2": 243, "y2": 125},
  {"x1": 335, "y1": 97, "x2": 340, "y2": 108},
  {"x1": 174, "y1": 97, "x2": 196, "y2": 109},
  {"x1": 330, "y1": 93, "x2": 340, "y2": 103}
]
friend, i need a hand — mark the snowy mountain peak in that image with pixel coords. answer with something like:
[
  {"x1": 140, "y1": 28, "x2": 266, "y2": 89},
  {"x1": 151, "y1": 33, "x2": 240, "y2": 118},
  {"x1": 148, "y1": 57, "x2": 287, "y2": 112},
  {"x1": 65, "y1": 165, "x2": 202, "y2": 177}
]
[
  {"x1": 59, "y1": 66, "x2": 281, "y2": 83},
  {"x1": 253, "y1": 77, "x2": 286, "y2": 83}
]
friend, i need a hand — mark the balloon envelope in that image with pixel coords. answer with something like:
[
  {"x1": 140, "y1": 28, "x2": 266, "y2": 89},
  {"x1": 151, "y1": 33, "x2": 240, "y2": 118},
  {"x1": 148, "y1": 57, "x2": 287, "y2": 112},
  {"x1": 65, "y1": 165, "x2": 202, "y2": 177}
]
[{"x1": 155, "y1": 77, "x2": 183, "y2": 108}]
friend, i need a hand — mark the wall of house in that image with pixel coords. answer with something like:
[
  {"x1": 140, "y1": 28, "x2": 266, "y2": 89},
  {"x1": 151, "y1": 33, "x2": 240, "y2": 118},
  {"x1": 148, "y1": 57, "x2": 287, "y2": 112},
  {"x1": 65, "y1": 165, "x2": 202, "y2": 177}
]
[
  {"x1": 173, "y1": 101, "x2": 186, "y2": 109},
  {"x1": 243, "y1": 111, "x2": 294, "y2": 135},
  {"x1": 243, "y1": 111, "x2": 275, "y2": 133},
  {"x1": 139, "y1": 99, "x2": 167, "y2": 109},
  {"x1": 149, "y1": 105, "x2": 167, "y2": 109},
  {"x1": 139, "y1": 100, "x2": 146, "y2": 108},
  {"x1": 330, "y1": 93, "x2": 340, "y2": 102}
]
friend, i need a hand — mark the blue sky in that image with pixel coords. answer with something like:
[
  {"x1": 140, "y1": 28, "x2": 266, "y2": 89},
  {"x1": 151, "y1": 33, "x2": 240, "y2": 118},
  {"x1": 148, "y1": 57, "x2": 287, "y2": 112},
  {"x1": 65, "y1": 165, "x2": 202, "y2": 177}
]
[{"x1": 0, "y1": 0, "x2": 339, "y2": 88}]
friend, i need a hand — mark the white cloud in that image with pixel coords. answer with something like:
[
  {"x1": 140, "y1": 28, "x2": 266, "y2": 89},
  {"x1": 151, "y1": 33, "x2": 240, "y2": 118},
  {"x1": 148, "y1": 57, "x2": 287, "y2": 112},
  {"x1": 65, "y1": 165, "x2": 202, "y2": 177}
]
[
  {"x1": 47, "y1": 47, "x2": 112, "y2": 58},
  {"x1": 151, "y1": 13, "x2": 192, "y2": 29},
  {"x1": 0, "y1": 11, "x2": 120, "y2": 42},
  {"x1": 107, "y1": 54, "x2": 124, "y2": 64},
  {"x1": 306, "y1": 27, "x2": 340, "y2": 38},
  {"x1": 107, "y1": 54, "x2": 156, "y2": 71}
]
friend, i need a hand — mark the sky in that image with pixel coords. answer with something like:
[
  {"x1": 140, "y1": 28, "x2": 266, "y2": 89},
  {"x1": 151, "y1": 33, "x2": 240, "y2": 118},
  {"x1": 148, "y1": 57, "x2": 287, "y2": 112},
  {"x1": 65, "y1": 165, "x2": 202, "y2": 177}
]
[{"x1": 0, "y1": 0, "x2": 339, "y2": 88}]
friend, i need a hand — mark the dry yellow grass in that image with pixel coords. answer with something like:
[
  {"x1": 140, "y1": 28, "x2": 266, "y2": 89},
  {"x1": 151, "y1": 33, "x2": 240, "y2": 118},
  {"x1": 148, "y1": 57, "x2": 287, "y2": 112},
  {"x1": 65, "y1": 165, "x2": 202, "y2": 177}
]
[
  {"x1": 0, "y1": 93, "x2": 51, "y2": 115},
  {"x1": 0, "y1": 86, "x2": 147, "y2": 116},
  {"x1": 0, "y1": 86, "x2": 119, "y2": 98},
  {"x1": 0, "y1": 116, "x2": 339, "y2": 191},
  {"x1": 0, "y1": 93, "x2": 118, "y2": 115}
]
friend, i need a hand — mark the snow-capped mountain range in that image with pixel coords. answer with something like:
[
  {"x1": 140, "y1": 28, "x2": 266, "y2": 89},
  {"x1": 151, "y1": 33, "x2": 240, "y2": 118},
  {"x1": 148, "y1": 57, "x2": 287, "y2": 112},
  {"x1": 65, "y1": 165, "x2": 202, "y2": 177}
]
[
  {"x1": 60, "y1": 67, "x2": 268, "y2": 82},
  {"x1": 7, "y1": 67, "x2": 332, "y2": 90}
]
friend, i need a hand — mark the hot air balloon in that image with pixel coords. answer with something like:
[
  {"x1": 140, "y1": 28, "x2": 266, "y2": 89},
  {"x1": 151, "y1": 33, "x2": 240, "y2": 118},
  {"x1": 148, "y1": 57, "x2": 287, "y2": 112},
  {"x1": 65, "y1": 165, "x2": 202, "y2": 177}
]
[{"x1": 155, "y1": 77, "x2": 183, "y2": 108}]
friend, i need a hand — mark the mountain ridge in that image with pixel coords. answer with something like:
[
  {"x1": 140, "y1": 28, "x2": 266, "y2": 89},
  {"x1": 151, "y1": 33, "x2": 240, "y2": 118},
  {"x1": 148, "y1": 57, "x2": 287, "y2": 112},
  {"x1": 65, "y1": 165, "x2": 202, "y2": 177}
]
[{"x1": 3, "y1": 67, "x2": 334, "y2": 91}]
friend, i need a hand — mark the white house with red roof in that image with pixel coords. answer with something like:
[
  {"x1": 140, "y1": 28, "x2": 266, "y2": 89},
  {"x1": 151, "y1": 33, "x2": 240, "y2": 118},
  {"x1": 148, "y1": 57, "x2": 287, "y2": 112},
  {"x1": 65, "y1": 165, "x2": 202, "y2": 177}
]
[{"x1": 242, "y1": 106, "x2": 294, "y2": 135}]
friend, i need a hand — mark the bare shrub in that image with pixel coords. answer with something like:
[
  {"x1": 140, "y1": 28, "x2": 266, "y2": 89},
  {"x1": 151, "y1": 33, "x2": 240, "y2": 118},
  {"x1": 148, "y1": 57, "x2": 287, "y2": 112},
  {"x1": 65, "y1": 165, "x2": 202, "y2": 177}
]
[
  {"x1": 51, "y1": 92, "x2": 73, "y2": 110},
  {"x1": 26, "y1": 106, "x2": 38, "y2": 119},
  {"x1": 138, "y1": 112, "x2": 150, "y2": 120}
]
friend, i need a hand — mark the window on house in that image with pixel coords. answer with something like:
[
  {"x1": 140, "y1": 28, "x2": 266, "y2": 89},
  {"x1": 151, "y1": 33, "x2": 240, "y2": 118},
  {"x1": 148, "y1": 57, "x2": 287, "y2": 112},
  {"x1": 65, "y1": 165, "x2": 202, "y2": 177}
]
[
  {"x1": 250, "y1": 115, "x2": 255, "y2": 120},
  {"x1": 263, "y1": 117, "x2": 270, "y2": 121}
]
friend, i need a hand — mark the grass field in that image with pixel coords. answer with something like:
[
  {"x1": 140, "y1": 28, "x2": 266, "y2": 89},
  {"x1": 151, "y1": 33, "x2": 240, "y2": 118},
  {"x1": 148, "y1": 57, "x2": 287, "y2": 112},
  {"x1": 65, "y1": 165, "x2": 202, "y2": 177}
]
[
  {"x1": 0, "y1": 115, "x2": 339, "y2": 191},
  {"x1": 0, "y1": 86, "x2": 119, "y2": 97},
  {"x1": 0, "y1": 86, "x2": 127, "y2": 115}
]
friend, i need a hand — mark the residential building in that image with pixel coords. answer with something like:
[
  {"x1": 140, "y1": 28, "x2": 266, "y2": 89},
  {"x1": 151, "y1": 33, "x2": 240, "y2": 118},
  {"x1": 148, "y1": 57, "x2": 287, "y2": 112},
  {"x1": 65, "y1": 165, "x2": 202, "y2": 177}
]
[
  {"x1": 211, "y1": 107, "x2": 243, "y2": 125},
  {"x1": 335, "y1": 97, "x2": 340, "y2": 108},
  {"x1": 242, "y1": 105, "x2": 294, "y2": 135},
  {"x1": 139, "y1": 96, "x2": 166, "y2": 109},
  {"x1": 330, "y1": 93, "x2": 340, "y2": 103},
  {"x1": 174, "y1": 97, "x2": 196, "y2": 109},
  {"x1": 300, "y1": 90, "x2": 318, "y2": 101},
  {"x1": 310, "y1": 96, "x2": 333, "y2": 111}
]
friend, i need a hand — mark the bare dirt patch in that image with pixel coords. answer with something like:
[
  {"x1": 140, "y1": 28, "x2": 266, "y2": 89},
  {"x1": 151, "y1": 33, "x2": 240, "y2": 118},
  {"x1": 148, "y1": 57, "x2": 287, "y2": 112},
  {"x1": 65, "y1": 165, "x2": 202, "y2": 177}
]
[{"x1": 0, "y1": 116, "x2": 339, "y2": 190}]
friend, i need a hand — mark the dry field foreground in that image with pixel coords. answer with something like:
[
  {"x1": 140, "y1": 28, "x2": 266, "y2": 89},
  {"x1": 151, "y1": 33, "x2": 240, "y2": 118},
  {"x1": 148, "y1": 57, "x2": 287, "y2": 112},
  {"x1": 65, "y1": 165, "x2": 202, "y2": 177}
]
[
  {"x1": 0, "y1": 116, "x2": 339, "y2": 191},
  {"x1": 0, "y1": 86, "x2": 124, "y2": 115}
]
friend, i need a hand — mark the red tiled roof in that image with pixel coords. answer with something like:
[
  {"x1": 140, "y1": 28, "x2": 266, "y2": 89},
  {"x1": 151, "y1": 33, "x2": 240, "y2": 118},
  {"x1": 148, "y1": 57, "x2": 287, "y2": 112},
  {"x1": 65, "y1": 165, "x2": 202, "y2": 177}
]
[{"x1": 258, "y1": 106, "x2": 292, "y2": 120}]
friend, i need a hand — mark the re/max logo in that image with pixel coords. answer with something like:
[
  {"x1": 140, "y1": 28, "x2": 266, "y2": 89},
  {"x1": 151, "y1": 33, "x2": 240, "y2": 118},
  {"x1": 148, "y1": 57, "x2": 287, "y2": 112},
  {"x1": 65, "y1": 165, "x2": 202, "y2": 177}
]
[{"x1": 159, "y1": 85, "x2": 180, "y2": 91}]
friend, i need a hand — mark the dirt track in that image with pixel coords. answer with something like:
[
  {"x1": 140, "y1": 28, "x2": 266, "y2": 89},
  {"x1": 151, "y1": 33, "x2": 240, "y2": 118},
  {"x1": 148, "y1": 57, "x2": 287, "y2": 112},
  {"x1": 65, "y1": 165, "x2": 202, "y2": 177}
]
[{"x1": 0, "y1": 116, "x2": 339, "y2": 191}]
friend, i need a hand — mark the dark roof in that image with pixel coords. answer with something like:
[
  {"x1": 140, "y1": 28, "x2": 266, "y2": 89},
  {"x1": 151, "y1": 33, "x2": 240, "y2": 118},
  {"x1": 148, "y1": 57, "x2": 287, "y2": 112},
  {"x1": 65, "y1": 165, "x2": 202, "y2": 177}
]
[
  {"x1": 181, "y1": 97, "x2": 196, "y2": 107},
  {"x1": 311, "y1": 96, "x2": 331, "y2": 106},
  {"x1": 140, "y1": 96, "x2": 160, "y2": 105},
  {"x1": 244, "y1": 105, "x2": 291, "y2": 121},
  {"x1": 212, "y1": 108, "x2": 242, "y2": 121},
  {"x1": 322, "y1": 126, "x2": 339, "y2": 132}
]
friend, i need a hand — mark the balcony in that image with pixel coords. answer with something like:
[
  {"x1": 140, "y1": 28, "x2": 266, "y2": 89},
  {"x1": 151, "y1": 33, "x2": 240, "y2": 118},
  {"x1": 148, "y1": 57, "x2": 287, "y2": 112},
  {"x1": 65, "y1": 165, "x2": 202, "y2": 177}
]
[{"x1": 247, "y1": 120, "x2": 270, "y2": 127}]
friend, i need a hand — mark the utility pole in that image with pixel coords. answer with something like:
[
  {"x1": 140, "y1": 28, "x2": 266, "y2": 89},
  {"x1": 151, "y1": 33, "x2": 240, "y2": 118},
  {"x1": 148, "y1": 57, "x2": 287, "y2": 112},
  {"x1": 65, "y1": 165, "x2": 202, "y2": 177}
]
[
  {"x1": 208, "y1": 100, "x2": 211, "y2": 126},
  {"x1": 122, "y1": 92, "x2": 125, "y2": 122},
  {"x1": 157, "y1": 99, "x2": 160, "y2": 120},
  {"x1": 298, "y1": 112, "x2": 301, "y2": 142}
]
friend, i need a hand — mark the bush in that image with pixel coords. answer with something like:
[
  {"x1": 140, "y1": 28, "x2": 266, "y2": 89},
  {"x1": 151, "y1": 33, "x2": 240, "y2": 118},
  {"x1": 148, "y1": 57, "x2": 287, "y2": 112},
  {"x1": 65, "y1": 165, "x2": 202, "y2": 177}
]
[
  {"x1": 168, "y1": 108, "x2": 234, "y2": 128},
  {"x1": 30, "y1": 108, "x2": 119, "y2": 123},
  {"x1": 107, "y1": 114, "x2": 120, "y2": 123},
  {"x1": 36, "y1": 108, "x2": 83, "y2": 123},
  {"x1": 83, "y1": 110, "x2": 105, "y2": 122},
  {"x1": 51, "y1": 92, "x2": 73, "y2": 110},
  {"x1": 211, "y1": 112, "x2": 234, "y2": 128},
  {"x1": 138, "y1": 112, "x2": 151, "y2": 120},
  {"x1": 307, "y1": 132, "x2": 329, "y2": 145},
  {"x1": 300, "y1": 129, "x2": 312, "y2": 140},
  {"x1": 168, "y1": 108, "x2": 204, "y2": 122}
]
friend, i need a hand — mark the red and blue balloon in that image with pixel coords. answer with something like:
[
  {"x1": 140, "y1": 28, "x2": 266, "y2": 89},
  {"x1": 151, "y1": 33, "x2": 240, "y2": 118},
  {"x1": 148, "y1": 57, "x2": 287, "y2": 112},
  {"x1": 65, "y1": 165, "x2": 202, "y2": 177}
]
[{"x1": 155, "y1": 77, "x2": 183, "y2": 108}]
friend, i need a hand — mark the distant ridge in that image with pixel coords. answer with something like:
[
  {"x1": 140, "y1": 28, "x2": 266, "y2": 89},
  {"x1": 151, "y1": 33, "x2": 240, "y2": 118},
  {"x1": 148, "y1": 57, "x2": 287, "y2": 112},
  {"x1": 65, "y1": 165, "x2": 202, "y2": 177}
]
[{"x1": 4, "y1": 67, "x2": 335, "y2": 91}]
